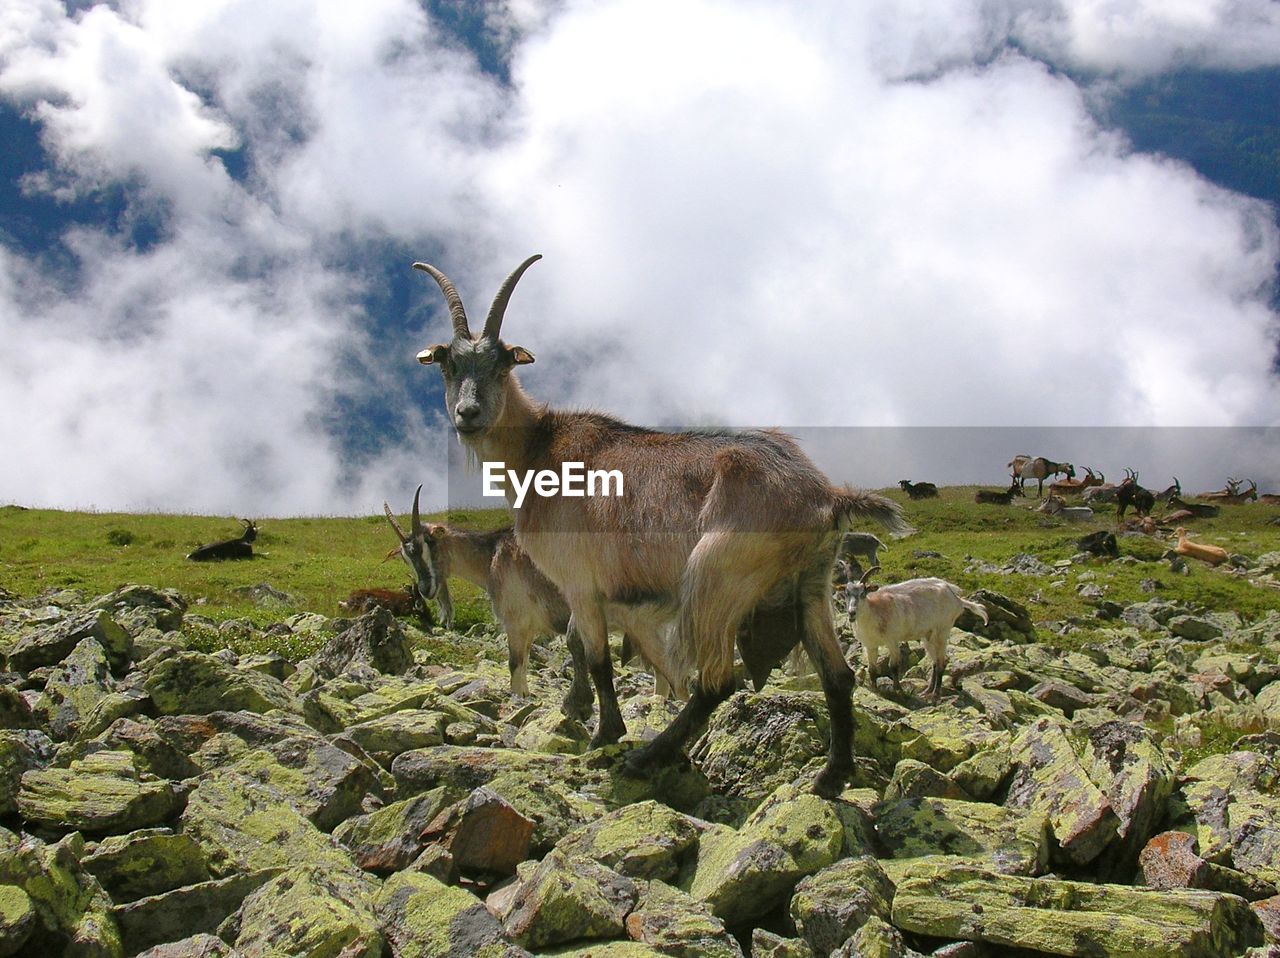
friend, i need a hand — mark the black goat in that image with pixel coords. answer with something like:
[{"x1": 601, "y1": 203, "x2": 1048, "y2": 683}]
[
  {"x1": 187, "y1": 520, "x2": 257, "y2": 561},
  {"x1": 1115, "y1": 471, "x2": 1155, "y2": 520},
  {"x1": 975, "y1": 482, "x2": 1023, "y2": 505},
  {"x1": 899, "y1": 479, "x2": 939, "y2": 499}
]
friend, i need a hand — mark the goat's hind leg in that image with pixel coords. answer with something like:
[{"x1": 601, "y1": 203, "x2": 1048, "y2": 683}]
[
  {"x1": 574, "y1": 603, "x2": 626, "y2": 748},
  {"x1": 561, "y1": 620, "x2": 595, "y2": 721}
]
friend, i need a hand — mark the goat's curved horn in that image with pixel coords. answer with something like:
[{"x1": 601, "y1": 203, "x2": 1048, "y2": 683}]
[
  {"x1": 859, "y1": 565, "x2": 880, "y2": 585},
  {"x1": 383, "y1": 502, "x2": 408, "y2": 544},
  {"x1": 411, "y1": 484, "x2": 424, "y2": 537},
  {"x1": 482, "y1": 254, "x2": 542, "y2": 342},
  {"x1": 413, "y1": 263, "x2": 471, "y2": 338}
]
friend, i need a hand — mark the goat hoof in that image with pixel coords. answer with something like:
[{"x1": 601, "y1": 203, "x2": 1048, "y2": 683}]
[
  {"x1": 589, "y1": 723, "x2": 625, "y2": 750},
  {"x1": 813, "y1": 765, "x2": 848, "y2": 800},
  {"x1": 562, "y1": 688, "x2": 593, "y2": 722}
]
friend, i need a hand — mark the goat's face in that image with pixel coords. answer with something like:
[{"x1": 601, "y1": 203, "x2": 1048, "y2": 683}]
[
  {"x1": 384, "y1": 486, "x2": 442, "y2": 602},
  {"x1": 413, "y1": 257, "x2": 540, "y2": 443}
]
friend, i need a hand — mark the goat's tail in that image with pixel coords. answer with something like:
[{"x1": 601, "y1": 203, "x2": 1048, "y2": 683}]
[
  {"x1": 954, "y1": 591, "x2": 989, "y2": 625},
  {"x1": 832, "y1": 487, "x2": 914, "y2": 538}
]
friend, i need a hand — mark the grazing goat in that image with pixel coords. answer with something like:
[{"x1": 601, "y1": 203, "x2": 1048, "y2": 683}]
[
  {"x1": 412, "y1": 255, "x2": 909, "y2": 797},
  {"x1": 187, "y1": 520, "x2": 257, "y2": 561},
  {"x1": 975, "y1": 482, "x2": 1023, "y2": 505},
  {"x1": 898, "y1": 479, "x2": 939, "y2": 499},
  {"x1": 1010, "y1": 456, "x2": 1074, "y2": 496},
  {"x1": 1048, "y1": 467, "x2": 1104, "y2": 498},
  {"x1": 385, "y1": 487, "x2": 595, "y2": 704},
  {"x1": 1036, "y1": 494, "x2": 1095, "y2": 522},
  {"x1": 339, "y1": 586, "x2": 429, "y2": 623},
  {"x1": 843, "y1": 569, "x2": 988, "y2": 698},
  {"x1": 1167, "y1": 496, "x2": 1220, "y2": 519},
  {"x1": 1154, "y1": 478, "x2": 1182, "y2": 505},
  {"x1": 1116, "y1": 470, "x2": 1154, "y2": 520},
  {"x1": 1172, "y1": 527, "x2": 1229, "y2": 567},
  {"x1": 831, "y1": 531, "x2": 888, "y2": 587}
]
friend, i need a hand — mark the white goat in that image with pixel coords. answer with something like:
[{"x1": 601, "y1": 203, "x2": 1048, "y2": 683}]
[
  {"x1": 843, "y1": 572, "x2": 988, "y2": 698},
  {"x1": 1036, "y1": 494, "x2": 1095, "y2": 522}
]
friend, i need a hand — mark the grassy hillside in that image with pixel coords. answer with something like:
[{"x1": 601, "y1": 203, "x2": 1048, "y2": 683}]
[{"x1": 2, "y1": 489, "x2": 1277, "y2": 664}]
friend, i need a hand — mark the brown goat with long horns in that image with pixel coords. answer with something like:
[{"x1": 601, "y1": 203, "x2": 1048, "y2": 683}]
[{"x1": 411, "y1": 254, "x2": 909, "y2": 796}]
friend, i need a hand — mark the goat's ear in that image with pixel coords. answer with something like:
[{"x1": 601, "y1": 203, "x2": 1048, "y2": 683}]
[
  {"x1": 865, "y1": 584, "x2": 880, "y2": 593},
  {"x1": 505, "y1": 344, "x2": 535, "y2": 366},
  {"x1": 427, "y1": 524, "x2": 448, "y2": 540},
  {"x1": 417, "y1": 344, "x2": 449, "y2": 365}
]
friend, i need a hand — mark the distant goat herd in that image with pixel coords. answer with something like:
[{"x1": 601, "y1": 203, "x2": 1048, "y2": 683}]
[{"x1": 179, "y1": 256, "x2": 1277, "y2": 797}]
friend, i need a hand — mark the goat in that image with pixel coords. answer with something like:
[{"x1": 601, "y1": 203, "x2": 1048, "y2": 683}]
[
  {"x1": 975, "y1": 481, "x2": 1023, "y2": 505},
  {"x1": 339, "y1": 586, "x2": 430, "y2": 623},
  {"x1": 830, "y1": 531, "x2": 888, "y2": 588},
  {"x1": 1154, "y1": 477, "x2": 1182, "y2": 505},
  {"x1": 1207, "y1": 479, "x2": 1258, "y2": 505},
  {"x1": 1036, "y1": 494, "x2": 1095, "y2": 522},
  {"x1": 1167, "y1": 496, "x2": 1219, "y2": 519},
  {"x1": 1260, "y1": 493, "x2": 1280, "y2": 506},
  {"x1": 1048, "y1": 467, "x2": 1104, "y2": 498},
  {"x1": 187, "y1": 520, "x2": 257, "y2": 561},
  {"x1": 1116, "y1": 470, "x2": 1155, "y2": 520},
  {"x1": 843, "y1": 568, "x2": 988, "y2": 698},
  {"x1": 898, "y1": 479, "x2": 939, "y2": 499},
  {"x1": 1010, "y1": 456, "x2": 1074, "y2": 497},
  {"x1": 411, "y1": 255, "x2": 909, "y2": 797},
  {"x1": 1197, "y1": 477, "x2": 1242, "y2": 500},
  {"x1": 1172, "y1": 527, "x2": 1229, "y2": 567},
  {"x1": 1083, "y1": 482, "x2": 1120, "y2": 504}
]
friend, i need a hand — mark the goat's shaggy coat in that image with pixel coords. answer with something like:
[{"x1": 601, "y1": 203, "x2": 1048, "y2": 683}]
[{"x1": 412, "y1": 255, "x2": 909, "y2": 796}]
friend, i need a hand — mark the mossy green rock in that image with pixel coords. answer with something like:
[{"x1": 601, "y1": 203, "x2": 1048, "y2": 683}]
[
  {"x1": 555, "y1": 800, "x2": 703, "y2": 881},
  {"x1": 624, "y1": 879, "x2": 743, "y2": 958},
  {"x1": 891, "y1": 859, "x2": 1263, "y2": 957},
  {"x1": 230, "y1": 866, "x2": 383, "y2": 957},
  {"x1": 499, "y1": 849, "x2": 638, "y2": 948},
  {"x1": 179, "y1": 769, "x2": 362, "y2": 879},
  {"x1": 17, "y1": 751, "x2": 179, "y2": 834},
  {"x1": 540, "y1": 943, "x2": 664, "y2": 957},
  {"x1": 0, "y1": 832, "x2": 122, "y2": 957},
  {"x1": 333, "y1": 788, "x2": 454, "y2": 873},
  {"x1": 0, "y1": 730, "x2": 52, "y2": 816},
  {"x1": 0, "y1": 884, "x2": 35, "y2": 958},
  {"x1": 843, "y1": 915, "x2": 922, "y2": 958},
  {"x1": 143, "y1": 651, "x2": 296, "y2": 715},
  {"x1": 1083, "y1": 721, "x2": 1176, "y2": 880},
  {"x1": 690, "y1": 690, "x2": 830, "y2": 801},
  {"x1": 82, "y1": 828, "x2": 211, "y2": 902},
  {"x1": 788, "y1": 855, "x2": 894, "y2": 955},
  {"x1": 686, "y1": 782, "x2": 844, "y2": 926},
  {"x1": 374, "y1": 870, "x2": 525, "y2": 958},
  {"x1": 513, "y1": 708, "x2": 590, "y2": 755},
  {"x1": 1006, "y1": 717, "x2": 1118, "y2": 866},
  {"x1": 335, "y1": 708, "x2": 447, "y2": 762},
  {"x1": 132, "y1": 933, "x2": 240, "y2": 957},
  {"x1": 112, "y1": 870, "x2": 279, "y2": 955},
  {"x1": 873, "y1": 797, "x2": 1050, "y2": 876},
  {"x1": 7, "y1": 609, "x2": 131, "y2": 673},
  {"x1": 32, "y1": 636, "x2": 115, "y2": 740}
]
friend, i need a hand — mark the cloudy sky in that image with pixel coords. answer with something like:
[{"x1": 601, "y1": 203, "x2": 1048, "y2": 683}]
[{"x1": 2, "y1": 0, "x2": 1279, "y2": 515}]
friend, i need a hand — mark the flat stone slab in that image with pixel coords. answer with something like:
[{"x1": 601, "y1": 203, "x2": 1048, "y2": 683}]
[{"x1": 873, "y1": 797, "x2": 1049, "y2": 876}]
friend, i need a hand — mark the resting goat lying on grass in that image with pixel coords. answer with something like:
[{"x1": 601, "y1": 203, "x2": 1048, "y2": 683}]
[
  {"x1": 1171, "y1": 527, "x2": 1230, "y2": 567},
  {"x1": 843, "y1": 569, "x2": 988, "y2": 698}
]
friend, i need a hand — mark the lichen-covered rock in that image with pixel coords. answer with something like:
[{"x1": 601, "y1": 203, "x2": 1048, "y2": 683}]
[
  {"x1": 498, "y1": 849, "x2": 638, "y2": 949},
  {"x1": 374, "y1": 871, "x2": 526, "y2": 958},
  {"x1": 835, "y1": 915, "x2": 924, "y2": 958},
  {"x1": 1006, "y1": 717, "x2": 1118, "y2": 866},
  {"x1": 0, "y1": 729, "x2": 52, "y2": 815},
  {"x1": 112, "y1": 871, "x2": 279, "y2": 955},
  {"x1": 1140, "y1": 831, "x2": 1277, "y2": 901},
  {"x1": 143, "y1": 651, "x2": 297, "y2": 715},
  {"x1": 91, "y1": 585, "x2": 187, "y2": 636},
  {"x1": 334, "y1": 788, "x2": 455, "y2": 873},
  {"x1": 308, "y1": 607, "x2": 414, "y2": 678},
  {"x1": 1172, "y1": 750, "x2": 1280, "y2": 877},
  {"x1": 134, "y1": 934, "x2": 243, "y2": 958},
  {"x1": 891, "y1": 859, "x2": 1264, "y2": 957},
  {"x1": 228, "y1": 866, "x2": 383, "y2": 957},
  {"x1": 555, "y1": 800, "x2": 703, "y2": 882},
  {"x1": 689, "y1": 690, "x2": 830, "y2": 801},
  {"x1": 32, "y1": 636, "x2": 116, "y2": 740},
  {"x1": 883, "y1": 758, "x2": 968, "y2": 801},
  {"x1": 750, "y1": 929, "x2": 813, "y2": 958},
  {"x1": 82, "y1": 828, "x2": 211, "y2": 902},
  {"x1": 17, "y1": 750, "x2": 179, "y2": 835},
  {"x1": 513, "y1": 707, "x2": 590, "y2": 755},
  {"x1": 873, "y1": 797, "x2": 1049, "y2": 876},
  {"x1": 1084, "y1": 721, "x2": 1177, "y2": 879},
  {"x1": 0, "y1": 884, "x2": 35, "y2": 958},
  {"x1": 686, "y1": 782, "x2": 844, "y2": 926},
  {"x1": 625, "y1": 879, "x2": 743, "y2": 958},
  {"x1": 7, "y1": 609, "x2": 131, "y2": 673},
  {"x1": 0, "y1": 832, "x2": 122, "y2": 957},
  {"x1": 335, "y1": 709, "x2": 447, "y2": 763},
  {"x1": 0, "y1": 684, "x2": 36, "y2": 729},
  {"x1": 946, "y1": 740, "x2": 1011, "y2": 801},
  {"x1": 789, "y1": 855, "x2": 894, "y2": 955},
  {"x1": 423, "y1": 786, "x2": 536, "y2": 878}
]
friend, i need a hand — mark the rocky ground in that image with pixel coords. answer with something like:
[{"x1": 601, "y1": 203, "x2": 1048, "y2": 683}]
[{"x1": 2, "y1": 562, "x2": 1280, "y2": 957}]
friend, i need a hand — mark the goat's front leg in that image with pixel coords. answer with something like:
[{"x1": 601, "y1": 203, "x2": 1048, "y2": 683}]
[
  {"x1": 574, "y1": 602, "x2": 626, "y2": 747},
  {"x1": 623, "y1": 679, "x2": 733, "y2": 775},
  {"x1": 803, "y1": 598, "x2": 857, "y2": 799},
  {"x1": 435, "y1": 581, "x2": 454, "y2": 631}
]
